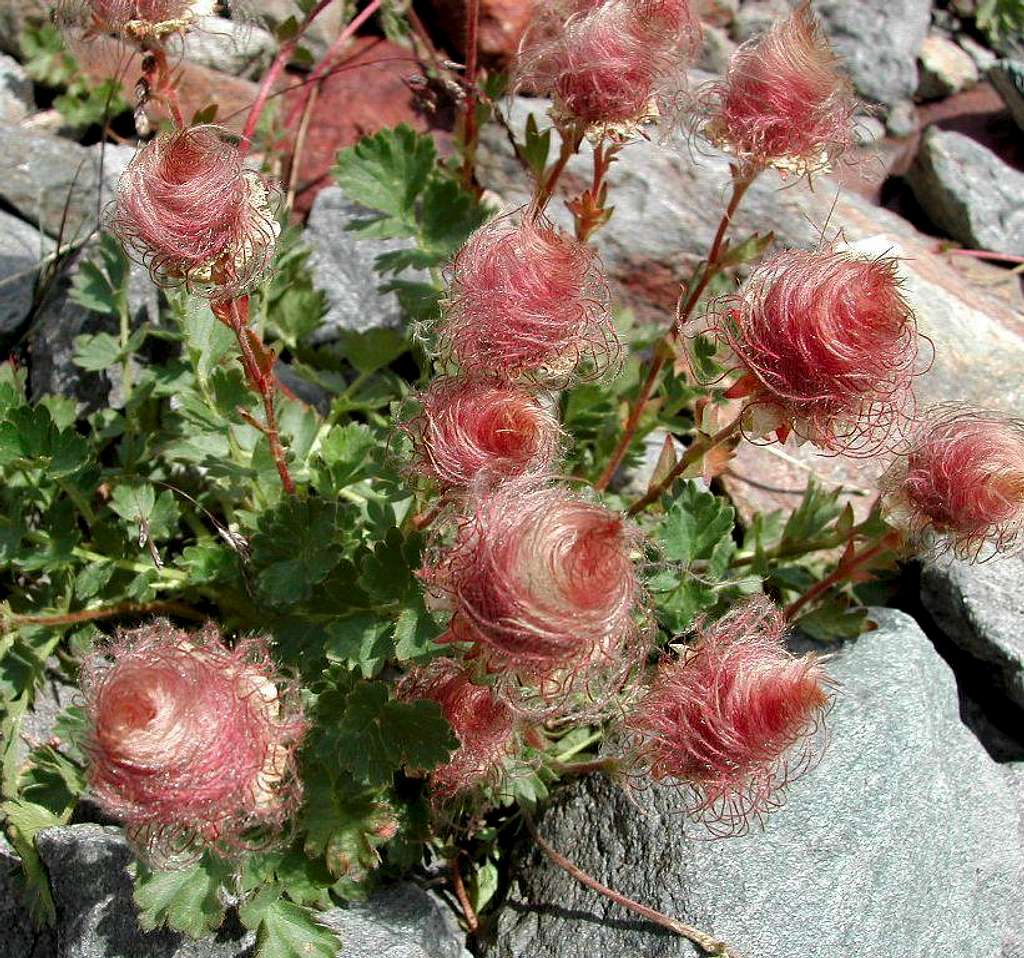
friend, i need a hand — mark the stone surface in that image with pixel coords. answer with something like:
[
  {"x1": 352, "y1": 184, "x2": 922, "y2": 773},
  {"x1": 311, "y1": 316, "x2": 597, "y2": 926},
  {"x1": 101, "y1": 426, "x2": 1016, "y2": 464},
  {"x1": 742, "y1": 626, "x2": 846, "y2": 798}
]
[
  {"x1": 426, "y1": 0, "x2": 532, "y2": 65},
  {"x1": 485, "y1": 608, "x2": 1023, "y2": 958},
  {"x1": 729, "y1": 0, "x2": 790, "y2": 42},
  {"x1": 34, "y1": 825, "x2": 469, "y2": 958},
  {"x1": 885, "y1": 98, "x2": 919, "y2": 136},
  {"x1": 0, "y1": 51, "x2": 33, "y2": 124},
  {"x1": 922, "y1": 554, "x2": 1024, "y2": 711},
  {"x1": 0, "y1": 0, "x2": 48, "y2": 58},
  {"x1": 177, "y1": 17, "x2": 276, "y2": 77},
  {"x1": 256, "y1": 0, "x2": 348, "y2": 59},
  {"x1": 304, "y1": 186, "x2": 427, "y2": 343},
  {"x1": 0, "y1": 833, "x2": 50, "y2": 958},
  {"x1": 697, "y1": 24, "x2": 736, "y2": 75},
  {"x1": 812, "y1": 0, "x2": 932, "y2": 107},
  {"x1": 320, "y1": 884, "x2": 472, "y2": 958},
  {"x1": 905, "y1": 126, "x2": 1024, "y2": 255},
  {"x1": 957, "y1": 34, "x2": 998, "y2": 74},
  {"x1": 36, "y1": 825, "x2": 253, "y2": 958},
  {"x1": 917, "y1": 33, "x2": 979, "y2": 99},
  {"x1": 990, "y1": 59, "x2": 1024, "y2": 133},
  {"x1": 0, "y1": 131, "x2": 136, "y2": 242},
  {"x1": 0, "y1": 210, "x2": 54, "y2": 337}
]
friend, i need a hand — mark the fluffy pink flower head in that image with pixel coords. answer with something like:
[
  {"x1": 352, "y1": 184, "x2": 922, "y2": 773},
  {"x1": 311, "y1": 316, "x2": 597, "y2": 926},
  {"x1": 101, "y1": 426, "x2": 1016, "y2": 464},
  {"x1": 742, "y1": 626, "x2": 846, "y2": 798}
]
[
  {"x1": 879, "y1": 407, "x2": 1024, "y2": 560},
  {"x1": 404, "y1": 379, "x2": 561, "y2": 490},
  {"x1": 438, "y1": 216, "x2": 618, "y2": 384},
  {"x1": 626, "y1": 597, "x2": 832, "y2": 833},
  {"x1": 515, "y1": 0, "x2": 701, "y2": 130},
  {"x1": 60, "y1": 0, "x2": 216, "y2": 43},
  {"x1": 426, "y1": 481, "x2": 645, "y2": 712},
  {"x1": 80, "y1": 621, "x2": 305, "y2": 866},
  {"x1": 111, "y1": 125, "x2": 279, "y2": 300},
  {"x1": 702, "y1": 1, "x2": 858, "y2": 176},
  {"x1": 397, "y1": 659, "x2": 517, "y2": 800},
  {"x1": 713, "y1": 248, "x2": 924, "y2": 455}
]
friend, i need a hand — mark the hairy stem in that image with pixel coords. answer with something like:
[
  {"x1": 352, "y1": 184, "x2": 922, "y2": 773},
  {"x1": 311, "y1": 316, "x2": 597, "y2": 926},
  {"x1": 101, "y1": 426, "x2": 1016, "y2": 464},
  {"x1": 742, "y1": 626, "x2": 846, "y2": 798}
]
[
  {"x1": 625, "y1": 416, "x2": 743, "y2": 517},
  {"x1": 240, "y1": 0, "x2": 340, "y2": 155},
  {"x1": 522, "y1": 810, "x2": 734, "y2": 956},
  {"x1": 281, "y1": 0, "x2": 384, "y2": 133},
  {"x1": 530, "y1": 129, "x2": 583, "y2": 220},
  {"x1": 5, "y1": 600, "x2": 204, "y2": 629},
  {"x1": 149, "y1": 48, "x2": 185, "y2": 129},
  {"x1": 450, "y1": 853, "x2": 480, "y2": 934},
  {"x1": 459, "y1": 0, "x2": 482, "y2": 190},
  {"x1": 594, "y1": 172, "x2": 755, "y2": 492},
  {"x1": 783, "y1": 540, "x2": 889, "y2": 621}
]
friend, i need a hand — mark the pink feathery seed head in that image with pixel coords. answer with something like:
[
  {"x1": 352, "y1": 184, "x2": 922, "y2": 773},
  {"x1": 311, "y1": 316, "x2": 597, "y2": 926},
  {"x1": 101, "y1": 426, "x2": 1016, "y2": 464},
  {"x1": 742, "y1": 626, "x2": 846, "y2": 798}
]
[
  {"x1": 80, "y1": 620, "x2": 305, "y2": 867},
  {"x1": 714, "y1": 247, "x2": 924, "y2": 456},
  {"x1": 625, "y1": 597, "x2": 833, "y2": 833},
  {"x1": 60, "y1": 0, "x2": 212, "y2": 42},
  {"x1": 397, "y1": 659, "x2": 517, "y2": 799},
  {"x1": 879, "y1": 408, "x2": 1024, "y2": 560},
  {"x1": 110, "y1": 125, "x2": 279, "y2": 300},
  {"x1": 404, "y1": 379, "x2": 562, "y2": 490},
  {"x1": 439, "y1": 215, "x2": 619, "y2": 384},
  {"x1": 427, "y1": 481, "x2": 646, "y2": 709},
  {"x1": 701, "y1": 0, "x2": 858, "y2": 176}
]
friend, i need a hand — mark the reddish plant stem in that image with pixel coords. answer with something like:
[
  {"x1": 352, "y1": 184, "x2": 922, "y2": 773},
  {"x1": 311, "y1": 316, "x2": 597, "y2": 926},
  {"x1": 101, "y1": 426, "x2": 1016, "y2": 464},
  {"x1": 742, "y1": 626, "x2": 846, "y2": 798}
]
[
  {"x1": 150, "y1": 48, "x2": 185, "y2": 128},
  {"x1": 459, "y1": 0, "x2": 482, "y2": 189},
  {"x1": 574, "y1": 139, "x2": 615, "y2": 242},
  {"x1": 625, "y1": 416, "x2": 743, "y2": 517},
  {"x1": 5, "y1": 600, "x2": 204, "y2": 629},
  {"x1": 552, "y1": 757, "x2": 619, "y2": 776},
  {"x1": 522, "y1": 810, "x2": 733, "y2": 956},
  {"x1": 239, "y1": 0, "x2": 339, "y2": 155},
  {"x1": 530, "y1": 128, "x2": 583, "y2": 220},
  {"x1": 594, "y1": 173, "x2": 755, "y2": 493},
  {"x1": 784, "y1": 541, "x2": 889, "y2": 621},
  {"x1": 946, "y1": 248, "x2": 1024, "y2": 265},
  {"x1": 218, "y1": 297, "x2": 296, "y2": 495},
  {"x1": 450, "y1": 853, "x2": 480, "y2": 934},
  {"x1": 281, "y1": 0, "x2": 384, "y2": 132}
]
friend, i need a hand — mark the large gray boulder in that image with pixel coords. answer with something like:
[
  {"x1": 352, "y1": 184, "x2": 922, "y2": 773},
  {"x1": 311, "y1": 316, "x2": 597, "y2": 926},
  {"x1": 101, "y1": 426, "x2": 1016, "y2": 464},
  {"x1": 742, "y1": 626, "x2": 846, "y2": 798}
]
[
  {"x1": 0, "y1": 210, "x2": 53, "y2": 336},
  {"x1": 922, "y1": 554, "x2": 1024, "y2": 711},
  {"x1": 485, "y1": 609, "x2": 1023, "y2": 958},
  {"x1": 0, "y1": 51, "x2": 33, "y2": 124},
  {"x1": 905, "y1": 127, "x2": 1024, "y2": 256},
  {"x1": 990, "y1": 60, "x2": 1024, "y2": 134},
  {"x1": 177, "y1": 18, "x2": 276, "y2": 78},
  {"x1": 34, "y1": 825, "x2": 470, "y2": 958},
  {"x1": 304, "y1": 187, "x2": 427, "y2": 343},
  {"x1": 812, "y1": 0, "x2": 932, "y2": 106}
]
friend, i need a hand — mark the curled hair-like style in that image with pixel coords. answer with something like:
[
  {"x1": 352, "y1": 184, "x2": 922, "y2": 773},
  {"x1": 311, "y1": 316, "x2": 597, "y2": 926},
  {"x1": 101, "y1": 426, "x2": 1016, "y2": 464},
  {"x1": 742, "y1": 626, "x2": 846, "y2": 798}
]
[
  {"x1": 397, "y1": 659, "x2": 517, "y2": 799},
  {"x1": 625, "y1": 597, "x2": 833, "y2": 834},
  {"x1": 711, "y1": 248, "x2": 925, "y2": 456},
  {"x1": 425, "y1": 481, "x2": 646, "y2": 713},
  {"x1": 700, "y1": 1, "x2": 858, "y2": 176},
  {"x1": 879, "y1": 407, "x2": 1024, "y2": 561},
  {"x1": 110, "y1": 125, "x2": 279, "y2": 300},
  {"x1": 80, "y1": 621, "x2": 305, "y2": 867},
  {"x1": 515, "y1": 0, "x2": 701, "y2": 130},
  {"x1": 404, "y1": 379, "x2": 562, "y2": 490},
  {"x1": 437, "y1": 215, "x2": 619, "y2": 384},
  {"x1": 59, "y1": 0, "x2": 217, "y2": 43}
]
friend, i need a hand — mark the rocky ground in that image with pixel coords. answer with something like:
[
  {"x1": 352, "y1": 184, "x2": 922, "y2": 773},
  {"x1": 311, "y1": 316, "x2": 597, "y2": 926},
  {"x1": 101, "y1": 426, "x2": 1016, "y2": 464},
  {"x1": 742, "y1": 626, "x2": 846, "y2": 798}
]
[{"x1": 1, "y1": 1, "x2": 1023, "y2": 957}]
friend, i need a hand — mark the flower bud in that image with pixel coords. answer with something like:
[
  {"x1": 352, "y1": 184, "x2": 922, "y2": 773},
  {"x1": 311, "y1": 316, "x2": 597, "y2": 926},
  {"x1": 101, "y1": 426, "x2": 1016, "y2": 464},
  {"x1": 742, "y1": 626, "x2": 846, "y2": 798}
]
[
  {"x1": 438, "y1": 215, "x2": 619, "y2": 384},
  {"x1": 397, "y1": 659, "x2": 517, "y2": 799},
  {"x1": 626, "y1": 597, "x2": 832, "y2": 833},
  {"x1": 515, "y1": 0, "x2": 700, "y2": 130},
  {"x1": 404, "y1": 379, "x2": 562, "y2": 490},
  {"x1": 111, "y1": 125, "x2": 279, "y2": 300},
  {"x1": 425, "y1": 481, "x2": 645, "y2": 711},
  {"x1": 712, "y1": 248, "x2": 924, "y2": 455},
  {"x1": 80, "y1": 621, "x2": 305, "y2": 866},
  {"x1": 701, "y1": 1, "x2": 858, "y2": 176},
  {"x1": 879, "y1": 407, "x2": 1024, "y2": 560}
]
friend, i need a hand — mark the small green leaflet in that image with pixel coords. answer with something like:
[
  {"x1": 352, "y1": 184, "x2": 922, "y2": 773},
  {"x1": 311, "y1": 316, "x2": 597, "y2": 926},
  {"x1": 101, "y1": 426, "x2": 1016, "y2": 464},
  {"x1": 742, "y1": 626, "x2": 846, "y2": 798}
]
[
  {"x1": 253, "y1": 898, "x2": 340, "y2": 958},
  {"x1": 0, "y1": 405, "x2": 91, "y2": 478},
  {"x1": 133, "y1": 856, "x2": 234, "y2": 938},
  {"x1": 335, "y1": 682, "x2": 457, "y2": 787}
]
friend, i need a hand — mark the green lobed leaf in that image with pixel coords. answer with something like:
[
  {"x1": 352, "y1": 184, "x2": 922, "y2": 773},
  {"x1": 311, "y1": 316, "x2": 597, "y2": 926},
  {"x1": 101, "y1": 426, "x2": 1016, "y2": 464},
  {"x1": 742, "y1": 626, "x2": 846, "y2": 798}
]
[
  {"x1": 133, "y1": 856, "x2": 233, "y2": 938},
  {"x1": 253, "y1": 899, "x2": 341, "y2": 958}
]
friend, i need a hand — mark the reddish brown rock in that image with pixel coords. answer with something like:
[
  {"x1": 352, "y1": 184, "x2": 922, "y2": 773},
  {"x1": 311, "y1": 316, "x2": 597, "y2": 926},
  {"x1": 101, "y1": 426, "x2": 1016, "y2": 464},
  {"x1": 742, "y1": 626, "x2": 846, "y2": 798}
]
[
  {"x1": 75, "y1": 36, "x2": 262, "y2": 134},
  {"x1": 426, "y1": 0, "x2": 533, "y2": 66}
]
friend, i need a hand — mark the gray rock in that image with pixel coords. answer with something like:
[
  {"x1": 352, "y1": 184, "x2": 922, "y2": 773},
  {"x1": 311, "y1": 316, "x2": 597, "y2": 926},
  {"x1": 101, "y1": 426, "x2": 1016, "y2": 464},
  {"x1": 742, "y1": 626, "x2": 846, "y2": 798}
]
[
  {"x1": 853, "y1": 113, "x2": 887, "y2": 146},
  {"x1": 917, "y1": 33, "x2": 979, "y2": 99},
  {"x1": 0, "y1": 0, "x2": 48, "y2": 58},
  {"x1": 0, "y1": 833, "x2": 52, "y2": 958},
  {"x1": 905, "y1": 126, "x2": 1024, "y2": 255},
  {"x1": 696, "y1": 24, "x2": 736, "y2": 75},
  {"x1": 177, "y1": 17, "x2": 276, "y2": 78},
  {"x1": 922, "y1": 554, "x2": 1024, "y2": 711},
  {"x1": 813, "y1": 0, "x2": 932, "y2": 107},
  {"x1": 34, "y1": 825, "x2": 470, "y2": 958},
  {"x1": 485, "y1": 609, "x2": 1023, "y2": 958},
  {"x1": 16, "y1": 667, "x2": 79, "y2": 768},
  {"x1": 256, "y1": 0, "x2": 347, "y2": 60},
  {"x1": 0, "y1": 130, "x2": 136, "y2": 242},
  {"x1": 320, "y1": 884, "x2": 472, "y2": 958},
  {"x1": 35, "y1": 825, "x2": 253, "y2": 958},
  {"x1": 0, "y1": 51, "x2": 33, "y2": 124},
  {"x1": 305, "y1": 186, "x2": 427, "y2": 343},
  {"x1": 990, "y1": 59, "x2": 1024, "y2": 133},
  {"x1": 885, "y1": 98, "x2": 919, "y2": 137},
  {"x1": 0, "y1": 210, "x2": 53, "y2": 336},
  {"x1": 958, "y1": 34, "x2": 999, "y2": 74},
  {"x1": 730, "y1": 0, "x2": 790, "y2": 42}
]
